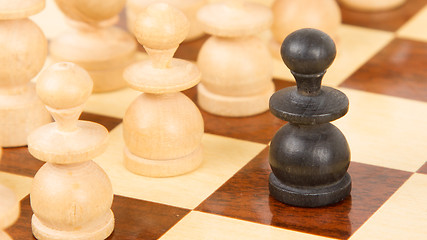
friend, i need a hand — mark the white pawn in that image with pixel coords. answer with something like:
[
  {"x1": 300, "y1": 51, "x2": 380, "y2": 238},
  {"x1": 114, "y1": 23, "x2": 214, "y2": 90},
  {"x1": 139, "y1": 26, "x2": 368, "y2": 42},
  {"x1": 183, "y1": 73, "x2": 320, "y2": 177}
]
[
  {"x1": 0, "y1": 0, "x2": 51, "y2": 147},
  {"x1": 338, "y1": 0, "x2": 407, "y2": 12},
  {"x1": 123, "y1": 3, "x2": 204, "y2": 177},
  {"x1": 197, "y1": 0, "x2": 275, "y2": 117},
  {"x1": 0, "y1": 149, "x2": 20, "y2": 240},
  {"x1": 28, "y1": 63, "x2": 114, "y2": 240},
  {"x1": 50, "y1": 0, "x2": 137, "y2": 92},
  {"x1": 126, "y1": 0, "x2": 207, "y2": 41},
  {"x1": 270, "y1": 0, "x2": 341, "y2": 59}
]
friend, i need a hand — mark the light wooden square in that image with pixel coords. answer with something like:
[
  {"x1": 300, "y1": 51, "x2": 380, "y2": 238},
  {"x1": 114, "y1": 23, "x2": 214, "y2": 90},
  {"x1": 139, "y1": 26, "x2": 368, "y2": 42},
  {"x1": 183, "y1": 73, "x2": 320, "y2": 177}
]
[
  {"x1": 160, "y1": 211, "x2": 337, "y2": 240},
  {"x1": 0, "y1": 172, "x2": 33, "y2": 201},
  {"x1": 350, "y1": 173, "x2": 427, "y2": 240},
  {"x1": 334, "y1": 88, "x2": 427, "y2": 172},
  {"x1": 397, "y1": 4, "x2": 427, "y2": 42},
  {"x1": 94, "y1": 124, "x2": 267, "y2": 209},
  {"x1": 84, "y1": 87, "x2": 140, "y2": 119},
  {"x1": 272, "y1": 24, "x2": 394, "y2": 87}
]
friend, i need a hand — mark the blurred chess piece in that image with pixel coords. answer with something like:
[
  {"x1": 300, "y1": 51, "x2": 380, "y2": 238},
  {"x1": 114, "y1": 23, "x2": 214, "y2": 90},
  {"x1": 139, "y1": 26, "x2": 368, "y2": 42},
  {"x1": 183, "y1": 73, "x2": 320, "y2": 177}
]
[
  {"x1": 0, "y1": 149, "x2": 20, "y2": 240},
  {"x1": 123, "y1": 3, "x2": 204, "y2": 177},
  {"x1": 338, "y1": 0, "x2": 407, "y2": 12},
  {"x1": 51, "y1": 0, "x2": 137, "y2": 92},
  {"x1": 270, "y1": 0, "x2": 341, "y2": 59},
  {"x1": 127, "y1": 0, "x2": 207, "y2": 41},
  {"x1": 197, "y1": 0, "x2": 275, "y2": 116},
  {"x1": 0, "y1": 0, "x2": 52, "y2": 147},
  {"x1": 29, "y1": 62, "x2": 114, "y2": 240}
]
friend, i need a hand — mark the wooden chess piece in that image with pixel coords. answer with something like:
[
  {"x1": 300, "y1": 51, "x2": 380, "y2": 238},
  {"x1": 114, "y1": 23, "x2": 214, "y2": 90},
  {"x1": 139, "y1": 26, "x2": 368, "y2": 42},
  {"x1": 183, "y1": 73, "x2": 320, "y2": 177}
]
[
  {"x1": 126, "y1": 0, "x2": 207, "y2": 41},
  {"x1": 338, "y1": 0, "x2": 407, "y2": 12},
  {"x1": 197, "y1": 0, "x2": 275, "y2": 117},
  {"x1": 270, "y1": 0, "x2": 341, "y2": 59},
  {"x1": 123, "y1": 3, "x2": 204, "y2": 177},
  {"x1": 50, "y1": 0, "x2": 137, "y2": 92},
  {"x1": 269, "y1": 28, "x2": 351, "y2": 207},
  {"x1": 0, "y1": 149, "x2": 20, "y2": 240},
  {"x1": 28, "y1": 62, "x2": 114, "y2": 240},
  {"x1": 0, "y1": 0, "x2": 52, "y2": 147}
]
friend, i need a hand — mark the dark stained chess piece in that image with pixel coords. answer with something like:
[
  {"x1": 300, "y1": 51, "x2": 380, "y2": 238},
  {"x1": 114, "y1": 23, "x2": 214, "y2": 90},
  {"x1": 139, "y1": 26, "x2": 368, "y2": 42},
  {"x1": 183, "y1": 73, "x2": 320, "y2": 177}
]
[{"x1": 269, "y1": 28, "x2": 351, "y2": 207}]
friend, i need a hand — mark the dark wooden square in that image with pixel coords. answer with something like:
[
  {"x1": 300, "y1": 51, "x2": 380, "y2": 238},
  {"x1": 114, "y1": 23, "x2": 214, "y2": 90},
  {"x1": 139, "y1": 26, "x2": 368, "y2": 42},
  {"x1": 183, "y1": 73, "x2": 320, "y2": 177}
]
[
  {"x1": 7, "y1": 195, "x2": 190, "y2": 240},
  {"x1": 340, "y1": 38, "x2": 427, "y2": 102},
  {"x1": 182, "y1": 80, "x2": 294, "y2": 144},
  {"x1": 417, "y1": 162, "x2": 427, "y2": 174},
  {"x1": 0, "y1": 112, "x2": 122, "y2": 178},
  {"x1": 196, "y1": 148, "x2": 412, "y2": 239}
]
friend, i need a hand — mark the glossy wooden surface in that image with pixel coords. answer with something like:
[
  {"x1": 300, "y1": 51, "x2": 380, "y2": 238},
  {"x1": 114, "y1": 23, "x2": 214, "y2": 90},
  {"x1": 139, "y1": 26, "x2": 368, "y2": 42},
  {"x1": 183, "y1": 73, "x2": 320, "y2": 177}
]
[
  {"x1": 2, "y1": 1, "x2": 427, "y2": 239},
  {"x1": 8, "y1": 195, "x2": 190, "y2": 240},
  {"x1": 196, "y1": 148, "x2": 412, "y2": 239},
  {"x1": 183, "y1": 79, "x2": 293, "y2": 144},
  {"x1": 340, "y1": 38, "x2": 427, "y2": 102}
]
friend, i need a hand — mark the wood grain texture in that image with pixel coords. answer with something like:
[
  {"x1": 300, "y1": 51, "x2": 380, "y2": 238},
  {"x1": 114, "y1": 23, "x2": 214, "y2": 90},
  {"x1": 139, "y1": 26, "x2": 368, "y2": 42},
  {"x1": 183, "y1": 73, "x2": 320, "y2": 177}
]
[
  {"x1": 80, "y1": 112, "x2": 122, "y2": 132},
  {"x1": 417, "y1": 162, "x2": 427, "y2": 174},
  {"x1": 3, "y1": 3, "x2": 426, "y2": 239},
  {"x1": 182, "y1": 79, "x2": 294, "y2": 144},
  {"x1": 350, "y1": 174, "x2": 427, "y2": 240},
  {"x1": 160, "y1": 211, "x2": 336, "y2": 240},
  {"x1": 196, "y1": 148, "x2": 412, "y2": 239},
  {"x1": 174, "y1": 36, "x2": 208, "y2": 61},
  {"x1": 339, "y1": 0, "x2": 426, "y2": 31},
  {"x1": 7, "y1": 195, "x2": 190, "y2": 240},
  {"x1": 340, "y1": 38, "x2": 427, "y2": 102},
  {"x1": 0, "y1": 112, "x2": 121, "y2": 178},
  {"x1": 0, "y1": 147, "x2": 42, "y2": 178},
  {"x1": 398, "y1": 4, "x2": 427, "y2": 42},
  {"x1": 93, "y1": 124, "x2": 266, "y2": 210},
  {"x1": 334, "y1": 88, "x2": 427, "y2": 172}
]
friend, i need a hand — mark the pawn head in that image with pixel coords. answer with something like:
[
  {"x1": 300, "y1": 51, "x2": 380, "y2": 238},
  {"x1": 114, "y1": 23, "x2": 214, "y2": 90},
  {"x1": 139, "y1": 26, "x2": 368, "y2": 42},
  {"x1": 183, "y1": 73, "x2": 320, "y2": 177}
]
[
  {"x1": 54, "y1": 0, "x2": 125, "y2": 23},
  {"x1": 281, "y1": 28, "x2": 336, "y2": 75},
  {"x1": 36, "y1": 62, "x2": 93, "y2": 110},
  {"x1": 134, "y1": 3, "x2": 190, "y2": 50}
]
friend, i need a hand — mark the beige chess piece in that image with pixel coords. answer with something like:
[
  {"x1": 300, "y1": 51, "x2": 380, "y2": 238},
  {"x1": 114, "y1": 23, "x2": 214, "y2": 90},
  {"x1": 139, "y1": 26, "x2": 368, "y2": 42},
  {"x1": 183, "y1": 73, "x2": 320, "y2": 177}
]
[
  {"x1": 123, "y1": 3, "x2": 204, "y2": 177},
  {"x1": 50, "y1": 0, "x2": 137, "y2": 92},
  {"x1": 338, "y1": 0, "x2": 407, "y2": 12},
  {"x1": 197, "y1": 0, "x2": 275, "y2": 117},
  {"x1": 0, "y1": 0, "x2": 52, "y2": 147},
  {"x1": 126, "y1": 0, "x2": 207, "y2": 41},
  {"x1": 270, "y1": 0, "x2": 341, "y2": 59},
  {"x1": 28, "y1": 62, "x2": 114, "y2": 240},
  {"x1": 0, "y1": 149, "x2": 20, "y2": 240}
]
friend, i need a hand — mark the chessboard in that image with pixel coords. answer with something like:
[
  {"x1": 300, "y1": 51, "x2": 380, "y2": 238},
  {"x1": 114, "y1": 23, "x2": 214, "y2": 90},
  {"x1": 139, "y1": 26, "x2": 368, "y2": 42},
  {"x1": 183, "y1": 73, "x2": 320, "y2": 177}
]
[{"x1": 1, "y1": 0, "x2": 427, "y2": 239}]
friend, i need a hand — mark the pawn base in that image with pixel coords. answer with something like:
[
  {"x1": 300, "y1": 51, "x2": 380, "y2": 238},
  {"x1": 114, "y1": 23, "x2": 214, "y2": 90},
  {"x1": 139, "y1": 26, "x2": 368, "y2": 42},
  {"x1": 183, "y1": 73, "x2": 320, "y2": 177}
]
[
  {"x1": 339, "y1": 0, "x2": 406, "y2": 12},
  {"x1": 0, "y1": 83, "x2": 51, "y2": 147},
  {"x1": 0, "y1": 185, "x2": 20, "y2": 230},
  {"x1": 269, "y1": 173, "x2": 351, "y2": 207},
  {"x1": 31, "y1": 210, "x2": 114, "y2": 240},
  {"x1": 198, "y1": 82, "x2": 275, "y2": 117},
  {"x1": 124, "y1": 146, "x2": 202, "y2": 177}
]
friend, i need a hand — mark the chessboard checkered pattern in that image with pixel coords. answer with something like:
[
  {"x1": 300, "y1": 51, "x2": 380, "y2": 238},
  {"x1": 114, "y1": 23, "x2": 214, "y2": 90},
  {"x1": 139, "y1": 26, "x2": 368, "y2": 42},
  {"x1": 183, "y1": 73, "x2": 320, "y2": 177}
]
[{"x1": 1, "y1": 0, "x2": 426, "y2": 239}]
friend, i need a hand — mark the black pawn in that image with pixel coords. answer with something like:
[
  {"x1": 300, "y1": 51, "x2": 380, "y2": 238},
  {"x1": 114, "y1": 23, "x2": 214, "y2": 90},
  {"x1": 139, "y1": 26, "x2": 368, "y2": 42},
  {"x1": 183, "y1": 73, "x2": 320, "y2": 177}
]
[{"x1": 268, "y1": 28, "x2": 351, "y2": 207}]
